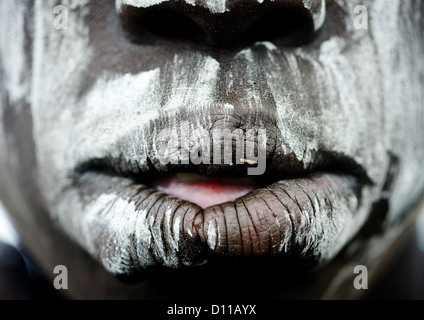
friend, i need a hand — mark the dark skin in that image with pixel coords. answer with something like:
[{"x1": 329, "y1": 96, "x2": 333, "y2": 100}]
[{"x1": 0, "y1": 0, "x2": 423, "y2": 299}]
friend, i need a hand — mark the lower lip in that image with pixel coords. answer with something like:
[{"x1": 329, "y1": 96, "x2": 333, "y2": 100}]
[{"x1": 70, "y1": 171, "x2": 360, "y2": 275}]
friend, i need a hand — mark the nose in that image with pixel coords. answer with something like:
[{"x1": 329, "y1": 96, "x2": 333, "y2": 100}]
[{"x1": 117, "y1": 0, "x2": 326, "y2": 47}]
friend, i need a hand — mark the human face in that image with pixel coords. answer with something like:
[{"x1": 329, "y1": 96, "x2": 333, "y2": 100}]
[{"x1": 0, "y1": 0, "x2": 423, "y2": 299}]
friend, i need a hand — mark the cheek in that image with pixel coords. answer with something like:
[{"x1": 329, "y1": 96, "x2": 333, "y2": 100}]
[
  {"x1": 0, "y1": 95, "x2": 47, "y2": 229},
  {"x1": 30, "y1": 3, "x2": 96, "y2": 181},
  {"x1": 0, "y1": 1, "x2": 46, "y2": 219}
]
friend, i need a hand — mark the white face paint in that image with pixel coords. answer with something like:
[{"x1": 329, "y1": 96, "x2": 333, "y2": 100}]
[
  {"x1": 0, "y1": 0, "x2": 423, "y2": 299},
  {"x1": 117, "y1": 0, "x2": 229, "y2": 14},
  {"x1": 0, "y1": 201, "x2": 19, "y2": 247}
]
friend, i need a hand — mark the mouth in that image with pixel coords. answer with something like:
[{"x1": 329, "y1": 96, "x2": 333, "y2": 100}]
[{"x1": 69, "y1": 123, "x2": 372, "y2": 276}]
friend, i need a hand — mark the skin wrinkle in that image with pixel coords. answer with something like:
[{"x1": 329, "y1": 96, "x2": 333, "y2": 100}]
[
  {"x1": 154, "y1": 197, "x2": 169, "y2": 263},
  {"x1": 146, "y1": 195, "x2": 162, "y2": 266},
  {"x1": 255, "y1": 195, "x2": 275, "y2": 256},
  {"x1": 310, "y1": 185, "x2": 333, "y2": 243},
  {"x1": 180, "y1": 206, "x2": 197, "y2": 261},
  {"x1": 133, "y1": 188, "x2": 160, "y2": 266},
  {"x1": 213, "y1": 206, "x2": 226, "y2": 253},
  {"x1": 240, "y1": 196, "x2": 262, "y2": 255},
  {"x1": 267, "y1": 188, "x2": 292, "y2": 252},
  {"x1": 136, "y1": 208, "x2": 153, "y2": 266},
  {"x1": 231, "y1": 202, "x2": 244, "y2": 256},
  {"x1": 297, "y1": 181, "x2": 315, "y2": 234},
  {"x1": 240, "y1": 197, "x2": 261, "y2": 255},
  {"x1": 202, "y1": 209, "x2": 215, "y2": 251},
  {"x1": 235, "y1": 200, "x2": 253, "y2": 256},
  {"x1": 158, "y1": 202, "x2": 176, "y2": 264},
  {"x1": 309, "y1": 176, "x2": 333, "y2": 213},
  {"x1": 148, "y1": 194, "x2": 168, "y2": 265},
  {"x1": 252, "y1": 194, "x2": 272, "y2": 255},
  {"x1": 168, "y1": 201, "x2": 183, "y2": 249},
  {"x1": 276, "y1": 189, "x2": 297, "y2": 254},
  {"x1": 293, "y1": 194, "x2": 308, "y2": 246},
  {"x1": 257, "y1": 193, "x2": 282, "y2": 255},
  {"x1": 220, "y1": 204, "x2": 232, "y2": 255}
]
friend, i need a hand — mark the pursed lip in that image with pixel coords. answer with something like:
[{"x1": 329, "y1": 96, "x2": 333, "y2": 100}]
[{"x1": 68, "y1": 118, "x2": 372, "y2": 276}]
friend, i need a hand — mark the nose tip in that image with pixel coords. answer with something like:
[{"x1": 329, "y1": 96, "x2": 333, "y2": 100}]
[{"x1": 117, "y1": 0, "x2": 326, "y2": 46}]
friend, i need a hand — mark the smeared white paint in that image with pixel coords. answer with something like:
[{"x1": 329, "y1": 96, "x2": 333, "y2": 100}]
[
  {"x1": 303, "y1": 0, "x2": 326, "y2": 31},
  {"x1": 171, "y1": 214, "x2": 181, "y2": 252},
  {"x1": 118, "y1": 0, "x2": 169, "y2": 10},
  {"x1": 116, "y1": 0, "x2": 228, "y2": 13},
  {"x1": 136, "y1": 208, "x2": 152, "y2": 258},
  {"x1": 160, "y1": 55, "x2": 220, "y2": 113},
  {"x1": 222, "y1": 103, "x2": 234, "y2": 125},
  {"x1": 255, "y1": 41, "x2": 278, "y2": 52},
  {"x1": 59, "y1": 191, "x2": 186, "y2": 272},
  {"x1": 235, "y1": 48, "x2": 255, "y2": 63},
  {"x1": 204, "y1": 0, "x2": 228, "y2": 14},
  {"x1": 0, "y1": 201, "x2": 19, "y2": 247},
  {"x1": 187, "y1": 228, "x2": 193, "y2": 237},
  {"x1": 67, "y1": 193, "x2": 146, "y2": 273},
  {"x1": 0, "y1": 1, "x2": 30, "y2": 104},
  {"x1": 117, "y1": 0, "x2": 326, "y2": 17},
  {"x1": 207, "y1": 220, "x2": 217, "y2": 250}
]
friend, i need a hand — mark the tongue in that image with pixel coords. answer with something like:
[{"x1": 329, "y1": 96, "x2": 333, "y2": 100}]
[{"x1": 152, "y1": 173, "x2": 257, "y2": 209}]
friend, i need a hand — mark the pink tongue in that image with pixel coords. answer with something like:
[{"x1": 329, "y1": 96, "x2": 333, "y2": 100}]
[{"x1": 152, "y1": 175, "x2": 257, "y2": 209}]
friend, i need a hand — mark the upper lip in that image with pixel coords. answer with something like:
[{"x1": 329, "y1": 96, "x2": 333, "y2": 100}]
[
  {"x1": 74, "y1": 111, "x2": 371, "y2": 184},
  {"x1": 69, "y1": 110, "x2": 372, "y2": 277}
]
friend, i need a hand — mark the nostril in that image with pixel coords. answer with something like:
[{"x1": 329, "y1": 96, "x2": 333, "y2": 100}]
[
  {"x1": 118, "y1": 1, "x2": 326, "y2": 48},
  {"x1": 119, "y1": 8, "x2": 207, "y2": 45},
  {"x1": 240, "y1": 8, "x2": 317, "y2": 47}
]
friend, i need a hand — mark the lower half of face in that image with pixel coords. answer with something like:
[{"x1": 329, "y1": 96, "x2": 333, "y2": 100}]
[{"x1": 0, "y1": 0, "x2": 423, "y2": 298}]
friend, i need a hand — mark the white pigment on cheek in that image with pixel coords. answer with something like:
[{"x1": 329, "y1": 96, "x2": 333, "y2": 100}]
[
  {"x1": 31, "y1": 0, "x2": 94, "y2": 194},
  {"x1": 371, "y1": 0, "x2": 424, "y2": 221},
  {"x1": 0, "y1": 1, "x2": 29, "y2": 104}
]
